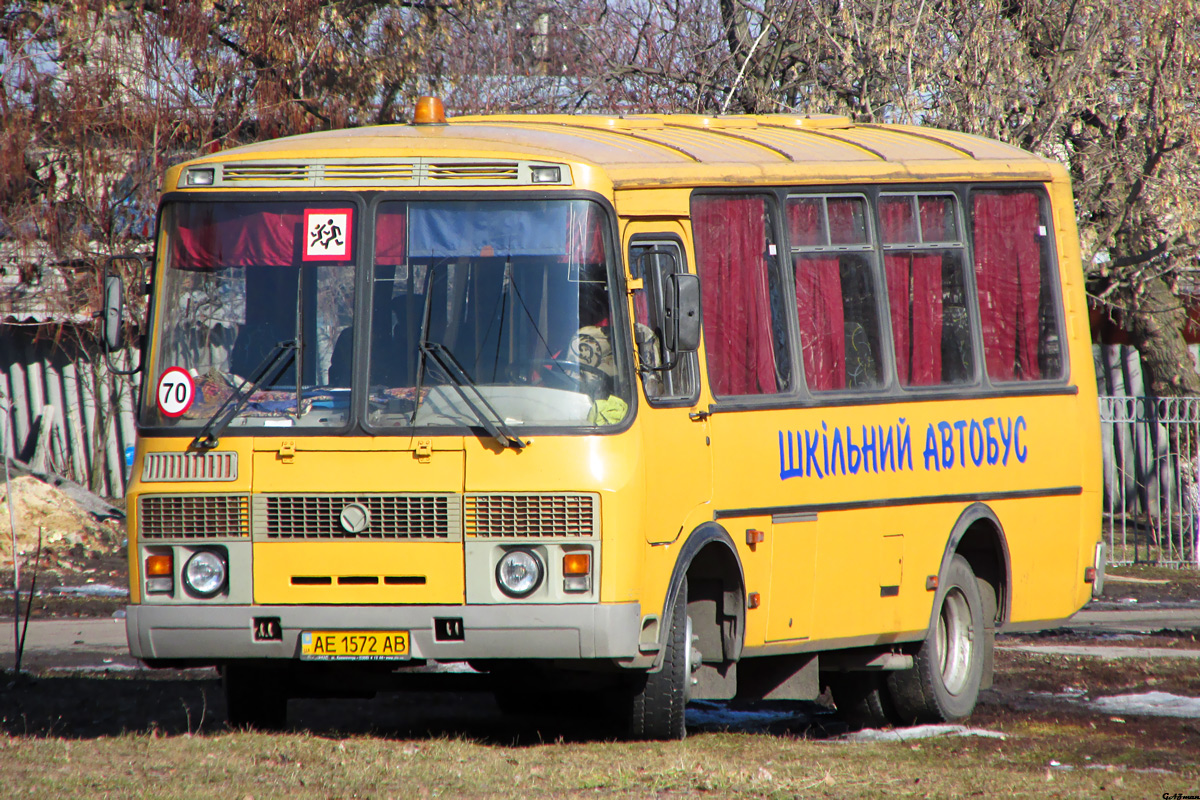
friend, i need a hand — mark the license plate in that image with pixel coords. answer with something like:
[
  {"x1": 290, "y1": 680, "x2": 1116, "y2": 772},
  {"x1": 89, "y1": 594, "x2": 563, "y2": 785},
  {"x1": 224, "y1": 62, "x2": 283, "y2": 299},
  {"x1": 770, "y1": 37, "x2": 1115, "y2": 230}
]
[{"x1": 300, "y1": 630, "x2": 410, "y2": 660}]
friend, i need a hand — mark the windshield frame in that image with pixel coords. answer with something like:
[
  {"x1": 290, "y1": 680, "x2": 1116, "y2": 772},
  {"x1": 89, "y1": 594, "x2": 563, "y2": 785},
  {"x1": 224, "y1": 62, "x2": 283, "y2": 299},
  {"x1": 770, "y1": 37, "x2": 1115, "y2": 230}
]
[
  {"x1": 138, "y1": 189, "x2": 636, "y2": 440},
  {"x1": 138, "y1": 191, "x2": 366, "y2": 438}
]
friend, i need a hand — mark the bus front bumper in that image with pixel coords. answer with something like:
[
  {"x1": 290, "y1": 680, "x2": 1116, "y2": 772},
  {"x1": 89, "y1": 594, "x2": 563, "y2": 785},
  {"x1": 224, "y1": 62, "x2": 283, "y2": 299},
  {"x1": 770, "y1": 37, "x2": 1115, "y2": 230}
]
[{"x1": 125, "y1": 602, "x2": 643, "y2": 663}]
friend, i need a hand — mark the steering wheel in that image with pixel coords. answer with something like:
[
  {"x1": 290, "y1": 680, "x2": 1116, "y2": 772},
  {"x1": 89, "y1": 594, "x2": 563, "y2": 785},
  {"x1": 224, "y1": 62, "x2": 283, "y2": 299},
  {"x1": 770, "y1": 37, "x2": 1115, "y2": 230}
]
[{"x1": 516, "y1": 358, "x2": 608, "y2": 392}]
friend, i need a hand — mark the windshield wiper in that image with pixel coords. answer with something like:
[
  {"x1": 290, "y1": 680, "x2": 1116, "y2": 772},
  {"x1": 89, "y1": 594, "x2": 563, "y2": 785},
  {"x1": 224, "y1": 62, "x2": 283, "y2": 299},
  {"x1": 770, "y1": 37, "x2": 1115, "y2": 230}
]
[
  {"x1": 419, "y1": 341, "x2": 526, "y2": 450},
  {"x1": 408, "y1": 262, "x2": 525, "y2": 450},
  {"x1": 189, "y1": 339, "x2": 298, "y2": 451}
]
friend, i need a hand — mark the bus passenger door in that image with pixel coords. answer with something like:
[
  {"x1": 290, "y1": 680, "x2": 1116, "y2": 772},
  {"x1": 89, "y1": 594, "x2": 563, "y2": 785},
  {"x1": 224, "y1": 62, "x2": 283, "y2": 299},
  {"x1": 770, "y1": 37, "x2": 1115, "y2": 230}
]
[{"x1": 627, "y1": 229, "x2": 713, "y2": 543}]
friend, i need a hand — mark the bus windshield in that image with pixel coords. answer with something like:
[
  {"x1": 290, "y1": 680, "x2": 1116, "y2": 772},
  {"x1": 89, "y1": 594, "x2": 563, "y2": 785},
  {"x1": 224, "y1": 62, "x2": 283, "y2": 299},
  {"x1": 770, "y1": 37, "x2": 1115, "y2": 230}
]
[{"x1": 143, "y1": 198, "x2": 631, "y2": 433}]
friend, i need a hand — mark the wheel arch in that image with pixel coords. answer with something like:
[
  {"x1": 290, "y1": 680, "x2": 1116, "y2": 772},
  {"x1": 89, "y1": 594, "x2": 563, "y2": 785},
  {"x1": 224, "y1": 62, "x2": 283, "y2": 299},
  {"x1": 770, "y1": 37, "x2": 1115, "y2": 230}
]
[
  {"x1": 658, "y1": 521, "x2": 746, "y2": 665},
  {"x1": 931, "y1": 502, "x2": 1011, "y2": 632}
]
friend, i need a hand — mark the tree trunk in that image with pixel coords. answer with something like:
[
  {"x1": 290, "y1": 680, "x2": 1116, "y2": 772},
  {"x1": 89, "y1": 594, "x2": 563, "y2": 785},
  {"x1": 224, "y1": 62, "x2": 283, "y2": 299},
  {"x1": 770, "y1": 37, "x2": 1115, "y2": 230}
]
[{"x1": 1122, "y1": 274, "x2": 1200, "y2": 397}]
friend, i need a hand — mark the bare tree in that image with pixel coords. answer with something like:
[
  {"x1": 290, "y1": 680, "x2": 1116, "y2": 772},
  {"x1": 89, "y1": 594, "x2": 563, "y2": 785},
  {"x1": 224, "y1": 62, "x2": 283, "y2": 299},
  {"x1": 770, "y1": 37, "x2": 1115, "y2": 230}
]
[
  {"x1": 564, "y1": 0, "x2": 1200, "y2": 395},
  {"x1": 1, "y1": 1, "x2": 488, "y2": 493}
]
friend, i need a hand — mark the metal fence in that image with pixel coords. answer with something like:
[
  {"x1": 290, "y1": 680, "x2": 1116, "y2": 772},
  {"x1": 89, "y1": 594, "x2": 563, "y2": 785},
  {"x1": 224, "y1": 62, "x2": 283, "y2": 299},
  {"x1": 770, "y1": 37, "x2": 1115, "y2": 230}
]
[{"x1": 1100, "y1": 395, "x2": 1200, "y2": 568}]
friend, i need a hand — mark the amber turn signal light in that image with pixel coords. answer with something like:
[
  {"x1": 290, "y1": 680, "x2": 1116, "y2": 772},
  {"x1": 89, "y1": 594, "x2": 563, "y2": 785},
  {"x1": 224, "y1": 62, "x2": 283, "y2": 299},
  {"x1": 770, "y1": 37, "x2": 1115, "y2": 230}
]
[
  {"x1": 563, "y1": 552, "x2": 590, "y2": 576},
  {"x1": 145, "y1": 554, "x2": 173, "y2": 576}
]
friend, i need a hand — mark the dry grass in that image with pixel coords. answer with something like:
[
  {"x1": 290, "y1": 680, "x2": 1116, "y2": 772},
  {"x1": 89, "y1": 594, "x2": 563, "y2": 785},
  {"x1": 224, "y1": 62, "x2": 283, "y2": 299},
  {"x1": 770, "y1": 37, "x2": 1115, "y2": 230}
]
[
  {"x1": 1, "y1": 649, "x2": 1198, "y2": 798},
  {"x1": 0, "y1": 725, "x2": 1175, "y2": 799}
]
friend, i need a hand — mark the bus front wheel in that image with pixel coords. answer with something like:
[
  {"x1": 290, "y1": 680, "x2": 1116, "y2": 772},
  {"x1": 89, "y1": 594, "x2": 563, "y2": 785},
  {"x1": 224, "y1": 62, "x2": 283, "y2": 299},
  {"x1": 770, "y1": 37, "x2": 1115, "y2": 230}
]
[
  {"x1": 887, "y1": 554, "x2": 986, "y2": 723},
  {"x1": 624, "y1": 578, "x2": 694, "y2": 740},
  {"x1": 223, "y1": 663, "x2": 289, "y2": 731}
]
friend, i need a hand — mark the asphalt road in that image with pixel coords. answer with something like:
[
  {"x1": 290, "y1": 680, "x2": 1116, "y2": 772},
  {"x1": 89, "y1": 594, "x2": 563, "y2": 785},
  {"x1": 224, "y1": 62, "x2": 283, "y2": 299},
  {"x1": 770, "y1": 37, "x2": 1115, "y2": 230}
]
[{"x1": 0, "y1": 616, "x2": 136, "y2": 673}]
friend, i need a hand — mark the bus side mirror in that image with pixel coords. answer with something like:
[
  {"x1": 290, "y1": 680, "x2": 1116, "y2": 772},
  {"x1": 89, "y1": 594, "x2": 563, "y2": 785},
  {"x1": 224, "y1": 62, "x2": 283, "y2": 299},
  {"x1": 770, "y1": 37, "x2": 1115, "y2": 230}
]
[
  {"x1": 665, "y1": 273, "x2": 700, "y2": 354},
  {"x1": 101, "y1": 254, "x2": 145, "y2": 376},
  {"x1": 104, "y1": 275, "x2": 124, "y2": 351}
]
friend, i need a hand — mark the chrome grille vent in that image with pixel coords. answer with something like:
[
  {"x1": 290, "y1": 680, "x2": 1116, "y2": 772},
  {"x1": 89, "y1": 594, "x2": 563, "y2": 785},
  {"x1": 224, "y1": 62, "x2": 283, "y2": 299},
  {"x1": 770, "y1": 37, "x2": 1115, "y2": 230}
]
[
  {"x1": 142, "y1": 451, "x2": 237, "y2": 482},
  {"x1": 465, "y1": 493, "x2": 598, "y2": 538},
  {"x1": 139, "y1": 494, "x2": 250, "y2": 539},
  {"x1": 255, "y1": 494, "x2": 460, "y2": 540},
  {"x1": 426, "y1": 162, "x2": 519, "y2": 182},
  {"x1": 320, "y1": 163, "x2": 418, "y2": 183},
  {"x1": 221, "y1": 164, "x2": 309, "y2": 182}
]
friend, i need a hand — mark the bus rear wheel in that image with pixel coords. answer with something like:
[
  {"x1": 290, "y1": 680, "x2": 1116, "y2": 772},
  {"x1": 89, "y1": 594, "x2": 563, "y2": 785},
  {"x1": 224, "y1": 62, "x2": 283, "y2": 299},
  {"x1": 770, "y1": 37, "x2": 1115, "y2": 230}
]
[
  {"x1": 887, "y1": 554, "x2": 986, "y2": 723},
  {"x1": 827, "y1": 672, "x2": 902, "y2": 729},
  {"x1": 223, "y1": 663, "x2": 289, "y2": 731}
]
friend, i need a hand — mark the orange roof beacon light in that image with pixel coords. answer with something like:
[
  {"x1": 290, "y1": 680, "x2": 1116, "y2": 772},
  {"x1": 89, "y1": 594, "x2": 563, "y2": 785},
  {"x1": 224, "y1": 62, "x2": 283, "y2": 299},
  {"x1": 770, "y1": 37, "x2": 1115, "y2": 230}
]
[{"x1": 414, "y1": 96, "x2": 447, "y2": 125}]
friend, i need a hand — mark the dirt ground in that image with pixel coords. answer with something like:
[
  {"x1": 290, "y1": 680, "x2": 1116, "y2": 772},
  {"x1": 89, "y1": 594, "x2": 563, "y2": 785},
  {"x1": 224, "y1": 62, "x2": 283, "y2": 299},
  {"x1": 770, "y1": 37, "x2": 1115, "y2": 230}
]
[
  {"x1": 0, "y1": 551, "x2": 128, "y2": 619},
  {"x1": 0, "y1": 558, "x2": 1196, "y2": 787}
]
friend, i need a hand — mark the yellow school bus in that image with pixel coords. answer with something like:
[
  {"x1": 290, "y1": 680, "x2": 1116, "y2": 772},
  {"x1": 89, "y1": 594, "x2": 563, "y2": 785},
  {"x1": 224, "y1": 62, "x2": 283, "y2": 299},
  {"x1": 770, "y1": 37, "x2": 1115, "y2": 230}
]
[{"x1": 113, "y1": 98, "x2": 1102, "y2": 738}]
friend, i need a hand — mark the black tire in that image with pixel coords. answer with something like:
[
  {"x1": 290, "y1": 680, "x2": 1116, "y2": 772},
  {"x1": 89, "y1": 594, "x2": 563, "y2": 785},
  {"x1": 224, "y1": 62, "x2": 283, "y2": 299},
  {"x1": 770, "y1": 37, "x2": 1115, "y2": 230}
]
[
  {"x1": 976, "y1": 575, "x2": 998, "y2": 690},
  {"x1": 887, "y1": 554, "x2": 986, "y2": 724},
  {"x1": 223, "y1": 663, "x2": 288, "y2": 731},
  {"x1": 624, "y1": 578, "x2": 691, "y2": 740},
  {"x1": 826, "y1": 672, "x2": 902, "y2": 729}
]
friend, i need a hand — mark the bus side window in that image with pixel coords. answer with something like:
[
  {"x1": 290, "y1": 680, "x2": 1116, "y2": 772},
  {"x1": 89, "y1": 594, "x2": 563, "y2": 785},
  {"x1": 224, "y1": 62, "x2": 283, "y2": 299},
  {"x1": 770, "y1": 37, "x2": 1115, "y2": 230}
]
[
  {"x1": 788, "y1": 195, "x2": 884, "y2": 392},
  {"x1": 971, "y1": 189, "x2": 1064, "y2": 382},
  {"x1": 630, "y1": 240, "x2": 697, "y2": 402},
  {"x1": 692, "y1": 194, "x2": 791, "y2": 398},
  {"x1": 880, "y1": 193, "x2": 975, "y2": 387}
]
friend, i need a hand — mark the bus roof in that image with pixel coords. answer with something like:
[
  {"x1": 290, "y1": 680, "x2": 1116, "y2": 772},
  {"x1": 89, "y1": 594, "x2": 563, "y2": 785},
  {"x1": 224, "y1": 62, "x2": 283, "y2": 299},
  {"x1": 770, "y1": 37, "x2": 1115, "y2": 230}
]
[{"x1": 169, "y1": 113, "x2": 1064, "y2": 192}]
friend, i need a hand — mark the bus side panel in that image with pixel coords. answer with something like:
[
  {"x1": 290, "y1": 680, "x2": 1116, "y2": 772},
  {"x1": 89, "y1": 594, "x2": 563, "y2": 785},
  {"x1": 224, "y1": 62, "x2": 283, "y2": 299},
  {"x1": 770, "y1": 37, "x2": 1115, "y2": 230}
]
[
  {"x1": 993, "y1": 494, "x2": 1089, "y2": 624},
  {"x1": 1051, "y1": 173, "x2": 1104, "y2": 611},
  {"x1": 805, "y1": 505, "x2": 960, "y2": 644},
  {"x1": 709, "y1": 393, "x2": 1091, "y2": 649}
]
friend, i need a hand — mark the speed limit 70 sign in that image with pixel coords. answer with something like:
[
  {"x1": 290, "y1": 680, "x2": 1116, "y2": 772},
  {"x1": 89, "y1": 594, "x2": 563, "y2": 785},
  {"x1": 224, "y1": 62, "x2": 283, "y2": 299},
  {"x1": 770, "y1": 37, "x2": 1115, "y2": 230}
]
[{"x1": 156, "y1": 367, "x2": 195, "y2": 417}]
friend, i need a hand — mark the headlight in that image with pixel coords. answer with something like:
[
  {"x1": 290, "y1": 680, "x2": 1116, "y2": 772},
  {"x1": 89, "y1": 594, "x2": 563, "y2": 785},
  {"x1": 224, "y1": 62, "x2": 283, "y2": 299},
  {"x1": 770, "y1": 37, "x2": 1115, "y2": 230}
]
[
  {"x1": 185, "y1": 167, "x2": 215, "y2": 186},
  {"x1": 183, "y1": 550, "x2": 227, "y2": 597},
  {"x1": 496, "y1": 549, "x2": 543, "y2": 598}
]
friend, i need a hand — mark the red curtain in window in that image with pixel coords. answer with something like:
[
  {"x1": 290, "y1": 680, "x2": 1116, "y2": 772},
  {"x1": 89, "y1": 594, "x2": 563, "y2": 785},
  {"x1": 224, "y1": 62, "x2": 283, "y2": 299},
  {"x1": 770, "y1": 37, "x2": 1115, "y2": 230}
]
[
  {"x1": 788, "y1": 201, "x2": 844, "y2": 390},
  {"x1": 973, "y1": 192, "x2": 1041, "y2": 381},
  {"x1": 172, "y1": 206, "x2": 302, "y2": 269},
  {"x1": 375, "y1": 209, "x2": 407, "y2": 265},
  {"x1": 882, "y1": 200, "x2": 944, "y2": 386},
  {"x1": 794, "y1": 256, "x2": 845, "y2": 390},
  {"x1": 693, "y1": 196, "x2": 777, "y2": 396}
]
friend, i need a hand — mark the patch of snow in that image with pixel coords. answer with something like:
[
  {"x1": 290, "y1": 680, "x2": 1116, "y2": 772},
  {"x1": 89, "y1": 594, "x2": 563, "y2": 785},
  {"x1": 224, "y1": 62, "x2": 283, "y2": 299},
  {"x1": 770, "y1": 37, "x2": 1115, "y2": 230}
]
[
  {"x1": 47, "y1": 663, "x2": 144, "y2": 673},
  {"x1": 841, "y1": 724, "x2": 1007, "y2": 742},
  {"x1": 50, "y1": 584, "x2": 128, "y2": 597},
  {"x1": 1091, "y1": 691, "x2": 1200, "y2": 719},
  {"x1": 1001, "y1": 644, "x2": 1200, "y2": 659}
]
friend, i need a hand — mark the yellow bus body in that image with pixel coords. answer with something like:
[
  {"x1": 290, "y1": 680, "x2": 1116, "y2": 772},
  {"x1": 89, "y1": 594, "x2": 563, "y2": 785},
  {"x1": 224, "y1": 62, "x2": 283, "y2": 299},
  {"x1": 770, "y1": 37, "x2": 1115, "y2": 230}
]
[{"x1": 124, "y1": 108, "x2": 1101, "y2": 736}]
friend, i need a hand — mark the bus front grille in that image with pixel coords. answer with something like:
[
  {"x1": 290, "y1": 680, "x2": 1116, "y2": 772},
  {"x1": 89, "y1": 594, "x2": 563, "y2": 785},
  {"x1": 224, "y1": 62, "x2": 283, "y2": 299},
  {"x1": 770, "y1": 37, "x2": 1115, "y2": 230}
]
[
  {"x1": 256, "y1": 494, "x2": 461, "y2": 540},
  {"x1": 139, "y1": 494, "x2": 250, "y2": 539},
  {"x1": 464, "y1": 493, "x2": 598, "y2": 538}
]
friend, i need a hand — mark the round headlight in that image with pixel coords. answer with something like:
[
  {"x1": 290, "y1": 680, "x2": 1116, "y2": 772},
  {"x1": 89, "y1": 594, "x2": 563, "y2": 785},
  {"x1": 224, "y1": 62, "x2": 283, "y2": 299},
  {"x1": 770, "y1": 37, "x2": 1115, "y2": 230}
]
[
  {"x1": 183, "y1": 550, "x2": 227, "y2": 597},
  {"x1": 496, "y1": 549, "x2": 543, "y2": 598}
]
